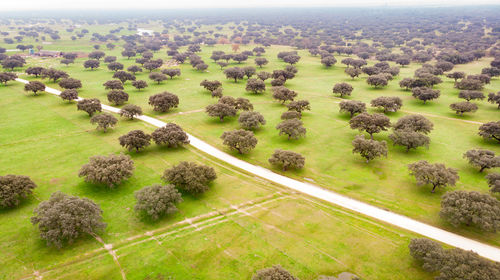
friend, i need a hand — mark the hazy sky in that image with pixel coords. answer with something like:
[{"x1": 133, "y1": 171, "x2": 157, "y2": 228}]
[{"x1": 2, "y1": 0, "x2": 499, "y2": 11}]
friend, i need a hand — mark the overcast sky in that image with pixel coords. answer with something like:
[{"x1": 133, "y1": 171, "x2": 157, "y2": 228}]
[{"x1": 2, "y1": 0, "x2": 499, "y2": 11}]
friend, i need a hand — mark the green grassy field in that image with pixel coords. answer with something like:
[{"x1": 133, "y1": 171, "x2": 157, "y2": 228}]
[
  {"x1": 11, "y1": 36, "x2": 500, "y2": 246},
  {"x1": 1, "y1": 22, "x2": 499, "y2": 278},
  {"x1": 0, "y1": 83, "x2": 435, "y2": 279}
]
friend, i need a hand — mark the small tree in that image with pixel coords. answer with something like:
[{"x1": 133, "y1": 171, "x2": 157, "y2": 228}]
[
  {"x1": 276, "y1": 119, "x2": 306, "y2": 140},
  {"x1": 345, "y1": 67, "x2": 362, "y2": 79},
  {"x1": 127, "y1": 65, "x2": 143, "y2": 75},
  {"x1": 349, "y1": 113, "x2": 391, "y2": 139},
  {"x1": 77, "y1": 98, "x2": 102, "y2": 116},
  {"x1": 332, "y1": 82, "x2": 353, "y2": 98},
  {"x1": 243, "y1": 66, "x2": 256, "y2": 79},
  {"x1": 254, "y1": 57, "x2": 268, "y2": 68},
  {"x1": 487, "y1": 92, "x2": 500, "y2": 109},
  {"x1": 107, "y1": 62, "x2": 123, "y2": 72},
  {"x1": 286, "y1": 100, "x2": 310, "y2": 115},
  {"x1": 321, "y1": 56, "x2": 337, "y2": 67},
  {"x1": 148, "y1": 92, "x2": 179, "y2": 112},
  {"x1": 252, "y1": 265, "x2": 297, "y2": 280},
  {"x1": 351, "y1": 135, "x2": 388, "y2": 163},
  {"x1": 458, "y1": 90, "x2": 485, "y2": 102},
  {"x1": 162, "y1": 68, "x2": 181, "y2": 79},
  {"x1": 79, "y1": 154, "x2": 134, "y2": 187},
  {"x1": 59, "y1": 78, "x2": 82, "y2": 90},
  {"x1": 281, "y1": 111, "x2": 301, "y2": 120},
  {"x1": 0, "y1": 175, "x2": 37, "y2": 208},
  {"x1": 24, "y1": 81, "x2": 45, "y2": 95},
  {"x1": 366, "y1": 74, "x2": 388, "y2": 88},
  {"x1": 389, "y1": 129, "x2": 430, "y2": 152},
  {"x1": 149, "y1": 72, "x2": 167, "y2": 84},
  {"x1": 408, "y1": 160, "x2": 459, "y2": 192},
  {"x1": 134, "y1": 184, "x2": 182, "y2": 220},
  {"x1": 107, "y1": 90, "x2": 129, "y2": 105},
  {"x1": 478, "y1": 121, "x2": 500, "y2": 143},
  {"x1": 238, "y1": 111, "x2": 266, "y2": 130},
  {"x1": 120, "y1": 104, "x2": 142, "y2": 120},
  {"x1": 31, "y1": 192, "x2": 106, "y2": 248},
  {"x1": 60, "y1": 89, "x2": 78, "y2": 102},
  {"x1": 257, "y1": 71, "x2": 272, "y2": 81},
  {"x1": 272, "y1": 86, "x2": 297, "y2": 104},
  {"x1": 399, "y1": 78, "x2": 415, "y2": 90},
  {"x1": 83, "y1": 59, "x2": 100, "y2": 70},
  {"x1": 463, "y1": 149, "x2": 500, "y2": 172},
  {"x1": 0, "y1": 72, "x2": 18, "y2": 85},
  {"x1": 411, "y1": 87, "x2": 440, "y2": 104},
  {"x1": 370, "y1": 96, "x2": 403, "y2": 113},
  {"x1": 440, "y1": 191, "x2": 500, "y2": 232},
  {"x1": 408, "y1": 238, "x2": 446, "y2": 272},
  {"x1": 90, "y1": 113, "x2": 117, "y2": 132},
  {"x1": 446, "y1": 71, "x2": 465, "y2": 82},
  {"x1": 132, "y1": 80, "x2": 148, "y2": 91},
  {"x1": 103, "y1": 80, "x2": 123, "y2": 90},
  {"x1": 220, "y1": 129, "x2": 258, "y2": 154},
  {"x1": 206, "y1": 103, "x2": 237, "y2": 121},
  {"x1": 119, "y1": 130, "x2": 151, "y2": 152},
  {"x1": 162, "y1": 161, "x2": 216, "y2": 195},
  {"x1": 268, "y1": 150, "x2": 305, "y2": 171},
  {"x1": 113, "y1": 71, "x2": 136, "y2": 84},
  {"x1": 224, "y1": 67, "x2": 245, "y2": 82},
  {"x1": 393, "y1": 115, "x2": 433, "y2": 134},
  {"x1": 200, "y1": 80, "x2": 222, "y2": 92},
  {"x1": 450, "y1": 102, "x2": 478, "y2": 116},
  {"x1": 339, "y1": 100, "x2": 366, "y2": 117},
  {"x1": 486, "y1": 173, "x2": 500, "y2": 193},
  {"x1": 25, "y1": 66, "x2": 45, "y2": 77},
  {"x1": 151, "y1": 123, "x2": 190, "y2": 147},
  {"x1": 245, "y1": 78, "x2": 266, "y2": 94}
]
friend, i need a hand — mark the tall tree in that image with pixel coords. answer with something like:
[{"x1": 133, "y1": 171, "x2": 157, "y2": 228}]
[{"x1": 351, "y1": 135, "x2": 388, "y2": 163}]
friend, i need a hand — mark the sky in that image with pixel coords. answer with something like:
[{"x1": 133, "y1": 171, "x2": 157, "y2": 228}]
[{"x1": 1, "y1": 0, "x2": 499, "y2": 11}]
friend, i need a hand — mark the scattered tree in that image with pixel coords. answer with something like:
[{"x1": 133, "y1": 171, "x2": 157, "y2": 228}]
[
  {"x1": 349, "y1": 113, "x2": 391, "y2": 139},
  {"x1": 119, "y1": 130, "x2": 151, "y2": 152},
  {"x1": 151, "y1": 123, "x2": 190, "y2": 147},
  {"x1": 90, "y1": 113, "x2": 117, "y2": 132},
  {"x1": 205, "y1": 103, "x2": 237, "y2": 121},
  {"x1": 450, "y1": 102, "x2": 478, "y2": 116},
  {"x1": 352, "y1": 135, "x2": 388, "y2": 163},
  {"x1": 119, "y1": 104, "x2": 142, "y2": 120},
  {"x1": 440, "y1": 191, "x2": 500, "y2": 232},
  {"x1": 221, "y1": 129, "x2": 258, "y2": 154},
  {"x1": 252, "y1": 265, "x2": 297, "y2": 280},
  {"x1": 77, "y1": 98, "x2": 102, "y2": 116},
  {"x1": 389, "y1": 129, "x2": 430, "y2": 152},
  {"x1": 31, "y1": 192, "x2": 106, "y2": 248},
  {"x1": 276, "y1": 119, "x2": 306, "y2": 140},
  {"x1": 268, "y1": 150, "x2": 305, "y2": 171},
  {"x1": 24, "y1": 81, "x2": 45, "y2": 95},
  {"x1": 107, "y1": 90, "x2": 129, "y2": 105},
  {"x1": 162, "y1": 161, "x2": 216, "y2": 195},
  {"x1": 370, "y1": 96, "x2": 403, "y2": 113},
  {"x1": 132, "y1": 80, "x2": 148, "y2": 91},
  {"x1": 408, "y1": 160, "x2": 459, "y2": 192},
  {"x1": 0, "y1": 175, "x2": 37, "y2": 208},
  {"x1": 332, "y1": 82, "x2": 353, "y2": 98},
  {"x1": 238, "y1": 111, "x2": 266, "y2": 130},
  {"x1": 463, "y1": 149, "x2": 500, "y2": 172},
  {"x1": 272, "y1": 86, "x2": 297, "y2": 104},
  {"x1": 411, "y1": 87, "x2": 440, "y2": 104},
  {"x1": 148, "y1": 92, "x2": 179, "y2": 112},
  {"x1": 134, "y1": 184, "x2": 182, "y2": 220},
  {"x1": 103, "y1": 80, "x2": 124, "y2": 90},
  {"x1": 479, "y1": 121, "x2": 500, "y2": 143}
]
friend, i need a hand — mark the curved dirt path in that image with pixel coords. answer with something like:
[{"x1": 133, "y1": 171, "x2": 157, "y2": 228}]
[{"x1": 15, "y1": 78, "x2": 500, "y2": 262}]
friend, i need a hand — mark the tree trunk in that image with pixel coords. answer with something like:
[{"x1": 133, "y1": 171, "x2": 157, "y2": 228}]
[
  {"x1": 369, "y1": 133, "x2": 374, "y2": 140},
  {"x1": 431, "y1": 184, "x2": 437, "y2": 193},
  {"x1": 479, "y1": 166, "x2": 486, "y2": 172}
]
